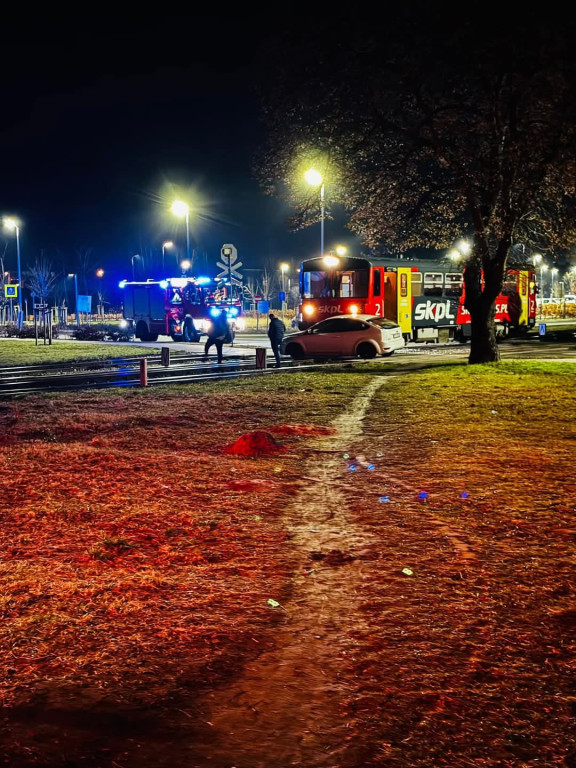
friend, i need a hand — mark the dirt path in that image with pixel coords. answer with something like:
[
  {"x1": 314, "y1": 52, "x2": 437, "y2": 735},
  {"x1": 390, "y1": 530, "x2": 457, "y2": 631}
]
[{"x1": 189, "y1": 377, "x2": 387, "y2": 768}]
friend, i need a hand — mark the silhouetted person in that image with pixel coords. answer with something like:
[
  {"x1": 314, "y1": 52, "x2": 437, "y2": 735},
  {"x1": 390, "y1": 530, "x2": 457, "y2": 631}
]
[
  {"x1": 204, "y1": 310, "x2": 229, "y2": 363},
  {"x1": 267, "y1": 313, "x2": 286, "y2": 368}
]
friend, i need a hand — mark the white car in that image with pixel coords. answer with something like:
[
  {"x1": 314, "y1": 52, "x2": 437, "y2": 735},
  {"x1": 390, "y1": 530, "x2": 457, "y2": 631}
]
[{"x1": 281, "y1": 314, "x2": 405, "y2": 360}]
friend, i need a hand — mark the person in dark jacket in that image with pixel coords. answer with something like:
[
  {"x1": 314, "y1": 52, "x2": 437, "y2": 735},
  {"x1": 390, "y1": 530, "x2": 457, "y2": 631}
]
[
  {"x1": 204, "y1": 310, "x2": 229, "y2": 363},
  {"x1": 267, "y1": 313, "x2": 286, "y2": 368}
]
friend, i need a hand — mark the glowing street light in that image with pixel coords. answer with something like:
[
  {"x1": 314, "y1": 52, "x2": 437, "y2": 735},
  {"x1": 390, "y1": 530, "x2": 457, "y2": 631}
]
[
  {"x1": 180, "y1": 259, "x2": 191, "y2": 276},
  {"x1": 3, "y1": 217, "x2": 22, "y2": 325},
  {"x1": 171, "y1": 201, "x2": 191, "y2": 264},
  {"x1": 162, "y1": 240, "x2": 174, "y2": 273},
  {"x1": 96, "y1": 268, "x2": 105, "y2": 278},
  {"x1": 533, "y1": 253, "x2": 542, "y2": 267},
  {"x1": 305, "y1": 169, "x2": 325, "y2": 259},
  {"x1": 456, "y1": 239, "x2": 472, "y2": 256}
]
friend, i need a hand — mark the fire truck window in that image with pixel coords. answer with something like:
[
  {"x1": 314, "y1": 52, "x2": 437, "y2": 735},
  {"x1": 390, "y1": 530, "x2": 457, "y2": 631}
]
[
  {"x1": 423, "y1": 272, "x2": 443, "y2": 296},
  {"x1": 373, "y1": 270, "x2": 382, "y2": 297},
  {"x1": 183, "y1": 284, "x2": 200, "y2": 304}
]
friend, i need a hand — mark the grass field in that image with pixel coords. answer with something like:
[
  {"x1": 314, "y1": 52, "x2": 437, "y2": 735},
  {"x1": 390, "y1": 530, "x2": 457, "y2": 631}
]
[
  {"x1": 0, "y1": 339, "x2": 155, "y2": 365},
  {"x1": 0, "y1": 361, "x2": 574, "y2": 767}
]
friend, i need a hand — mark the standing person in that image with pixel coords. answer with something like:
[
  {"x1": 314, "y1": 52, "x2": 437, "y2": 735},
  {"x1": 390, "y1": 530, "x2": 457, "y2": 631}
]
[
  {"x1": 204, "y1": 310, "x2": 229, "y2": 363},
  {"x1": 267, "y1": 312, "x2": 286, "y2": 368}
]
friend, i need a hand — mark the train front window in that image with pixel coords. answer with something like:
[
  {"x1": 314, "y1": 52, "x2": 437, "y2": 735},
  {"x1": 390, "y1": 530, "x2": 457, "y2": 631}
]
[{"x1": 302, "y1": 270, "x2": 331, "y2": 298}]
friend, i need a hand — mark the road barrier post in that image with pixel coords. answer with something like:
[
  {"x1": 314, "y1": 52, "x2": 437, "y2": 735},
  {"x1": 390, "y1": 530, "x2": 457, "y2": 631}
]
[
  {"x1": 256, "y1": 348, "x2": 267, "y2": 369},
  {"x1": 140, "y1": 358, "x2": 148, "y2": 386},
  {"x1": 161, "y1": 347, "x2": 170, "y2": 367}
]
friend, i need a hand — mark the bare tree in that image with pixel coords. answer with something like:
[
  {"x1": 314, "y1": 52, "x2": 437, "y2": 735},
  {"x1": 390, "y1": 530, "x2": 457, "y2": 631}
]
[{"x1": 24, "y1": 255, "x2": 58, "y2": 306}]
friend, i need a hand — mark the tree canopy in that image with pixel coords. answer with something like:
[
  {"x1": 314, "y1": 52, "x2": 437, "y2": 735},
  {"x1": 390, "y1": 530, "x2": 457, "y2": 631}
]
[{"x1": 254, "y1": 5, "x2": 576, "y2": 361}]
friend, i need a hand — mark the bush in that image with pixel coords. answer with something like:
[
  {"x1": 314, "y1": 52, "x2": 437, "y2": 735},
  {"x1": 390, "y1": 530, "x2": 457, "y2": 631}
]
[
  {"x1": 70, "y1": 324, "x2": 133, "y2": 342},
  {"x1": 1, "y1": 324, "x2": 60, "y2": 339}
]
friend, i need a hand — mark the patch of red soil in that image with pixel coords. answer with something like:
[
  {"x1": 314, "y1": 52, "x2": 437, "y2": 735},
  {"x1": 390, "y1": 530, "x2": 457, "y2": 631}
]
[
  {"x1": 271, "y1": 423, "x2": 336, "y2": 436},
  {"x1": 223, "y1": 430, "x2": 286, "y2": 456}
]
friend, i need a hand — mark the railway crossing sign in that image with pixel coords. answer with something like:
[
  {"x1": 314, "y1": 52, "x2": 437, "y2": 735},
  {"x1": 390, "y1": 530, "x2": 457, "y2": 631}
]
[{"x1": 216, "y1": 244, "x2": 243, "y2": 284}]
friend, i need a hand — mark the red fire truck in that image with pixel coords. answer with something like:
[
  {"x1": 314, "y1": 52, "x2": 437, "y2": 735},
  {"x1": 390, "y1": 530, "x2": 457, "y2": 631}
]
[{"x1": 120, "y1": 276, "x2": 244, "y2": 342}]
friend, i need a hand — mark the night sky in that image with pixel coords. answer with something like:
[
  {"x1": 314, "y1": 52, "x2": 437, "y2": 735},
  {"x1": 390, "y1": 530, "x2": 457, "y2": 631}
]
[{"x1": 0, "y1": 14, "x2": 358, "y2": 283}]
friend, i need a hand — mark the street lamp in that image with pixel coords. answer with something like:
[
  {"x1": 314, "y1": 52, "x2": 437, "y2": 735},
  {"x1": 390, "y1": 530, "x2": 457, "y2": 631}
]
[
  {"x1": 280, "y1": 263, "x2": 289, "y2": 294},
  {"x1": 180, "y1": 259, "x2": 191, "y2": 276},
  {"x1": 162, "y1": 241, "x2": 174, "y2": 274},
  {"x1": 551, "y1": 267, "x2": 559, "y2": 299},
  {"x1": 171, "y1": 201, "x2": 191, "y2": 265},
  {"x1": 68, "y1": 273, "x2": 79, "y2": 328},
  {"x1": 533, "y1": 253, "x2": 542, "y2": 268},
  {"x1": 540, "y1": 264, "x2": 548, "y2": 301},
  {"x1": 3, "y1": 217, "x2": 22, "y2": 325},
  {"x1": 131, "y1": 254, "x2": 143, "y2": 280},
  {"x1": 304, "y1": 169, "x2": 325, "y2": 259}
]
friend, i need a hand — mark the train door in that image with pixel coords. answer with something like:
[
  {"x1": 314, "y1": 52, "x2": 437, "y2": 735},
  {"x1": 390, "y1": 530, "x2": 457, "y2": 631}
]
[
  {"x1": 384, "y1": 271, "x2": 398, "y2": 321},
  {"x1": 370, "y1": 267, "x2": 385, "y2": 316},
  {"x1": 397, "y1": 268, "x2": 412, "y2": 336}
]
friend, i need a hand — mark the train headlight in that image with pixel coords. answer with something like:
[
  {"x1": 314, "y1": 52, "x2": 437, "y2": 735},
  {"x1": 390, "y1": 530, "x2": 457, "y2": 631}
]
[
  {"x1": 303, "y1": 304, "x2": 315, "y2": 316},
  {"x1": 119, "y1": 319, "x2": 129, "y2": 329}
]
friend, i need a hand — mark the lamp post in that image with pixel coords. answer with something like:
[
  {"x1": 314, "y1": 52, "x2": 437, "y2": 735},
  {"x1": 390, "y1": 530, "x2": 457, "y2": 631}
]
[
  {"x1": 162, "y1": 241, "x2": 174, "y2": 274},
  {"x1": 3, "y1": 217, "x2": 22, "y2": 325},
  {"x1": 540, "y1": 264, "x2": 548, "y2": 304},
  {"x1": 551, "y1": 267, "x2": 558, "y2": 299},
  {"x1": 68, "y1": 273, "x2": 79, "y2": 328},
  {"x1": 171, "y1": 201, "x2": 191, "y2": 265},
  {"x1": 304, "y1": 169, "x2": 325, "y2": 259},
  {"x1": 131, "y1": 254, "x2": 142, "y2": 280}
]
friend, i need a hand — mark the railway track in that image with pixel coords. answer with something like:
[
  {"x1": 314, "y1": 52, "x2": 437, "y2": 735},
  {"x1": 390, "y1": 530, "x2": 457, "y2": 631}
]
[{"x1": 0, "y1": 352, "x2": 331, "y2": 398}]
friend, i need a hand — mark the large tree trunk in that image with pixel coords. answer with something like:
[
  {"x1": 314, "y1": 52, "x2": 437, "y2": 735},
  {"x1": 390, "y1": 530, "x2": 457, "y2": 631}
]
[{"x1": 468, "y1": 298, "x2": 500, "y2": 363}]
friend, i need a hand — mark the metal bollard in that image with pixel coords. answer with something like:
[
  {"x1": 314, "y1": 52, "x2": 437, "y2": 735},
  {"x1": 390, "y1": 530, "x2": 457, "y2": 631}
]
[
  {"x1": 139, "y1": 358, "x2": 148, "y2": 386},
  {"x1": 161, "y1": 347, "x2": 171, "y2": 367},
  {"x1": 256, "y1": 348, "x2": 267, "y2": 369}
]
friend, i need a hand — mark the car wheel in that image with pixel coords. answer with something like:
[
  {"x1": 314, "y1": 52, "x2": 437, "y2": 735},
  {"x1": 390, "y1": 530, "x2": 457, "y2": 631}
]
[
  {"x1": 285, "y1": 342, "x2": 305, "y2": 359},
  {"x1": 357, "y1": 342, "x2": 377, "y2": 359}
]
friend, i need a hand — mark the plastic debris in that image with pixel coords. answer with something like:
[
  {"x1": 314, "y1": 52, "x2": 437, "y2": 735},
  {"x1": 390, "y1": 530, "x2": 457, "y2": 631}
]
[
  {"x1": 267, "y1": 599, "x2": 281, "y2": 608},
  {"x1": 379, "y1": 495, "x2": 390, "y2": 503},
  {"x1": 418, "y1": 491, "x2": 428, "y2": 501},
  {"x1": 367, "y1": 464, "x2": 376, "y2": 471},
  {"x1": 349, "y1": 464, "x2": 358, "y2": 472},
  {"x1": 491, "y1": 410, "x2": 497, "y2": 415},
  {"x1": 274, "y1": 467, "x2": 282, "y2": 473},
  {"x1": 460, "y1": 491, "x2": 470, "y2": 499},
  {"x1": 343, "y1": 453, "x2": 350, "y2": 459},
  {"x1": 402, "y1": 568, "x2": 414, "y2": 576}
]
